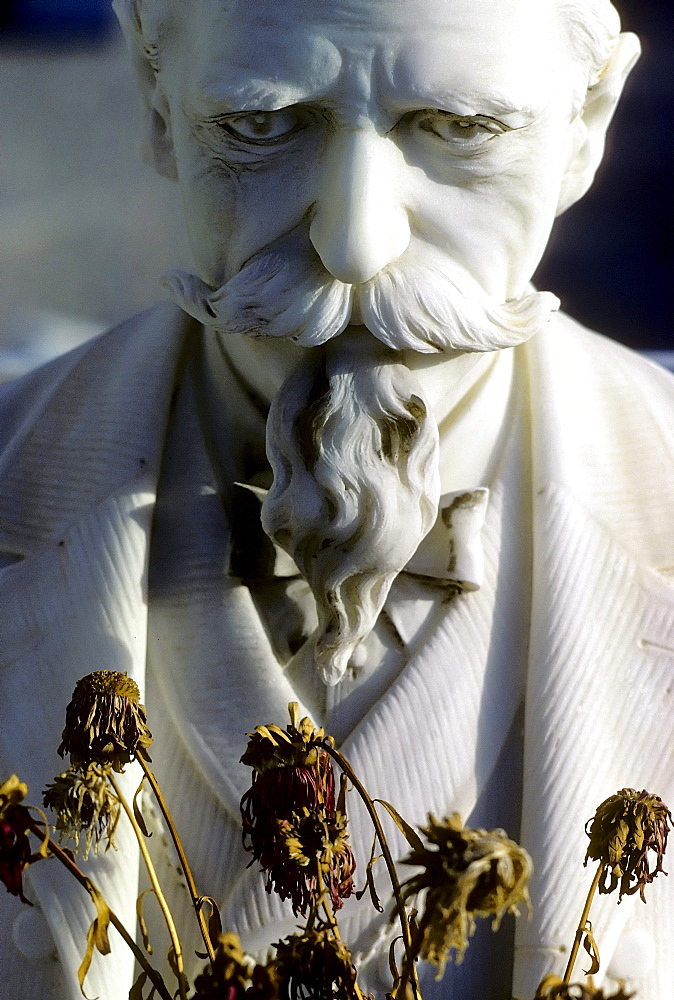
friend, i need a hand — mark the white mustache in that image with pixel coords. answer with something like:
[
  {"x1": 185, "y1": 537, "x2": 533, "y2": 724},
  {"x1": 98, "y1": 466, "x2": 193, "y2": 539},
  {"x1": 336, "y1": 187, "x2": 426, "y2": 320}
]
[{"x1": 163, "y1": 224, "x2": 559, "y2": 354}]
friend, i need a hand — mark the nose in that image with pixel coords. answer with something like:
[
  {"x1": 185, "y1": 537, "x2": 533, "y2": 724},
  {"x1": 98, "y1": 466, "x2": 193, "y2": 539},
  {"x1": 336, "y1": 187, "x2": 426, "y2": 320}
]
[{"x1": 310, "y1": 128, "x2": 410, "y2": 285}]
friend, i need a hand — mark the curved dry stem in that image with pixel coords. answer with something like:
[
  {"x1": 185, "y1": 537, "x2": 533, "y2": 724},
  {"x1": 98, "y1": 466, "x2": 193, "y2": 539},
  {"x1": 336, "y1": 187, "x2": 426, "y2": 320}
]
[
  {"x1": 136, "y1": 756, "x2": 216, "y2": 966},
  {"x1": 321, "y1": 743, "x2": 421, "y2": 1000},
  {"x1": 24, "y1": 815, "x2": 172, "y2": 1000},
  {"x1": 107, "y1": 773, "x2": 188, "y2": 1000},
  {"x1": 562, "y1": 861, "x2": 605, "y2": 984}
]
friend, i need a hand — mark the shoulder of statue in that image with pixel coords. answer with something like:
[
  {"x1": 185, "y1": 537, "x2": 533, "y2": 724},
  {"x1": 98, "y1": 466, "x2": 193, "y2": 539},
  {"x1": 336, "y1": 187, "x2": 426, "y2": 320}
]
[
  {"x1": 538, "y1": 309, "x2": 674, "y2": 411},
  {"x1": 0, "y1": 300, "x2": 194, "y2": 461}
]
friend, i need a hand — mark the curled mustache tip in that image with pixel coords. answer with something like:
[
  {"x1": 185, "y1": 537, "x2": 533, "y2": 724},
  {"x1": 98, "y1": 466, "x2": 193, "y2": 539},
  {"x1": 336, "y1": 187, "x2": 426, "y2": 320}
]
[{"x1": 161, "y1": 269, "x2": 219, "y2": 326}]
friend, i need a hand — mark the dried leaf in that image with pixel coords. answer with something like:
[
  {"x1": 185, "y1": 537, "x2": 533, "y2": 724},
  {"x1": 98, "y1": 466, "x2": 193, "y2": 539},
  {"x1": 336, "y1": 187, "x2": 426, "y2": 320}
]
[
  {"x1": 26, "y1": 807, "x2": 52, "y2": 859},
  {"x1": 355, "y1": 834, "x2": 383, "y2": 911},
  {"x1": 167, "y1": 945, "x2": 190, "y2": 998},
  {"x1": 78, "y1": 887, "x2": 112, "y2": 998},
  {"x1": 375, "y1": 799, "x2": 425, "y2": 854},
  {"x1": 136, "y1": 889, "x2": 154, "y2": 955},
  {"x1": 197, "y1": 895, "x2": 223, "y2": 951},
  {"x1": 133, "y1": 776, "x2": 151, "y2": 838},
  {"x1": 129, "y1": 971, "x2": 147, "y2": 1000},
  {"x1": 337, "y1": 773, "x2": 348, "y2": 815},
  {"x1": 582, "y1": 920, "x2": 601, "y2": 976},
  {"x1": 388, "y1": 934, "x2": 401, "y2": 987}
]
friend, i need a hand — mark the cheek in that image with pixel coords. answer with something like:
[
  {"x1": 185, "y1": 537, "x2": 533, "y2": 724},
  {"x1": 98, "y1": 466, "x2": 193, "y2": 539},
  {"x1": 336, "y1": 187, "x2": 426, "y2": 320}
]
[
  {"x1": 403, "y1": 129, "x2": 569, "y2": 299},
  {"x1": 171, "y1": 116, "x2": 323, "y2": 284}
]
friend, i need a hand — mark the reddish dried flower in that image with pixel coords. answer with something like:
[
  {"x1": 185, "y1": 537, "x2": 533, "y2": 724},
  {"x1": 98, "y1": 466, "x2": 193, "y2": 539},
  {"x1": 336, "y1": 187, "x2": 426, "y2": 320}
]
[
  {"x1": 585, "y1": 788, "x2": 672, "y2": 902},
  {"x1": 0, "y1": 776, "x2": 34, "y2": 905},
  {"x1": 58, "y1": 671, "x2": 153, "y2": 773},
  {"x1": 273, "y1": 925, "x2": 358, "y2": 1000},
  {"x1": 191, "y1": 932, "x2": 251, "y2": 1000},
  {"x1": 191, "y1": 933, "x2": 281, "y2": 1000},
  {"x1": 241, "y1": 704, "x2": 342, "y2": 914},
  {"x1": 276, "y1": 807, "x2": 355, "y2": 914}
]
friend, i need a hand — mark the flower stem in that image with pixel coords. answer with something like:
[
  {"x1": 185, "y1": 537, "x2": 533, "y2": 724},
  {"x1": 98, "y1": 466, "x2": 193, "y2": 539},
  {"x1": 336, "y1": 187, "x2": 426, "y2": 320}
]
[
  {"x1": 107, "y1": 773, "x2": 188, "y2": 1000},
  {"x1": 562, "y1": 861, "x2": 605, "y2": 984},
  {"x1": 24, "y1": 815, "x2": 172, "y2": 1000},
  {"x1": 136, "y1": 756, "x2": 216, "y2": 966},
  {"x1": 321, "y1": 743, "x2": 422, "y2": 1000}
]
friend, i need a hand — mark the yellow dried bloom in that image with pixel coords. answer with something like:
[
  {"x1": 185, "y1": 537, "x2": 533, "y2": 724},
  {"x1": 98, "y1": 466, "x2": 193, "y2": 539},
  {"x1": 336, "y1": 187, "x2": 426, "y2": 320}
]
[
  {"x1": 535, "y1": 974, "x2": 633, "y2": 1000},
  {"x1": 273, "y1": 925, "x2": 357, "y2": 1000},
  {"x1": 43, "y1": 764, "x2": 120, "y2": 859},
  {"x1": 0, "y1": 775, "x2": 28, "y2": 815},
  {"x1": 585, "y1": 788, "x2": 672, "y2": 901},
  {"x1": 402, "y1": 813, "x2": 532, "y2": 976},
  {"x1": 58, "y1": 671, "x2": 153, "y2": 773}
]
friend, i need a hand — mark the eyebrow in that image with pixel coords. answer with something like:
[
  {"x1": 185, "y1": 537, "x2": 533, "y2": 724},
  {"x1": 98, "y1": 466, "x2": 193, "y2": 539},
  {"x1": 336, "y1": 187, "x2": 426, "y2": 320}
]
[{"x1": 389, "y1": 84, "x2": 540, "y2": 123}]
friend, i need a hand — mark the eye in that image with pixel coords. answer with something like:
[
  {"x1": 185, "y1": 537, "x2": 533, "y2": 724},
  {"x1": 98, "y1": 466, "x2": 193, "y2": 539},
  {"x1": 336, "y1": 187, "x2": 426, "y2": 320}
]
[
  {"x1": 219, "y1": 108, "x2": 307, "y2": 145},
  {"x1": 406, "y1": 110, "x2": 509, "y2": 150}
]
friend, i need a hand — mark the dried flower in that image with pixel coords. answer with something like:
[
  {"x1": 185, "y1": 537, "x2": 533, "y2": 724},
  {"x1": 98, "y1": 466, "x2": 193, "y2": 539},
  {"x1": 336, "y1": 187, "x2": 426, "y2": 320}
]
[
  {"x1": 58, "y1": 671, "x2": 153, "y2": 773},
  {"x1": 191, "y1": 932, "x2": 253, "y2": 1000},
  {"x1": 0, "y1": 775, "x2": 33, "y2": 904},
  {"x1": 269, "y1": 805, "x2": 356, "y2": 915},
  {"x1": 191, "y1": 933, "x2": 280, "y2": 1000},
  {"x1": 584, "y1": 788, "x2": 672, "y2": 902},
  {"x1": 240, "y1": 704, "x2": 339, "y2": 912},
  {"x1": 535, "y1": 975, "x2": 633, "y2": 1000},
  {"x1": 43, "y1": 764, "x2": 120, "y2": 859},
  {"x1": 273, "y1": 925, "x2": 358, "y2": 1000},
  {"x1": 401, "y1": 813, "x2": 532, "y2": 975}
]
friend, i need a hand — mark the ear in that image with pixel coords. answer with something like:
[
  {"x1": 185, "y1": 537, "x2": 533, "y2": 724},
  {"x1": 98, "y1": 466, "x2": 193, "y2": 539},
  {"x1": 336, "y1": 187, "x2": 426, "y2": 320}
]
[
  {"x1": 113, "y1": 0, "x2": 179, "y2": 181},
  {"x1": 556, "y1": 31, "x2": 640, "y2": 216}
]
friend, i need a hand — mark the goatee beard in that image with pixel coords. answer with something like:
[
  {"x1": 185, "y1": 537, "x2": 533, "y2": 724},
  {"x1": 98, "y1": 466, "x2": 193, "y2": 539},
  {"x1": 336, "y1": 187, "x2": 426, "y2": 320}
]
[{"x1": 261, "y1": 336, "x2": 440, "y2": 685}]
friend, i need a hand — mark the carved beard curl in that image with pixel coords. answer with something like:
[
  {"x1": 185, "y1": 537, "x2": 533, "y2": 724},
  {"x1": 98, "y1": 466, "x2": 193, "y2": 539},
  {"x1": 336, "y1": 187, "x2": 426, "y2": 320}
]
[
  {"x1": 260, "y1": 341, "x2": 440, "y2": 686},
  {"x1": 163, "y1": 223, "x2": 558, "y2": 685},
  {"x1": 164, "y1": 222, "x2": 560, "y2": 355}
]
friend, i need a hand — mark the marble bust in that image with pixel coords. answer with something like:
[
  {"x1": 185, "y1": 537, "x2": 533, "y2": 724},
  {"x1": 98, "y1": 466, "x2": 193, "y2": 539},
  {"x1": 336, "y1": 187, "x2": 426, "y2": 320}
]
[{"x1": 0, "y1": 0, "x2": 673, "y2": 998}]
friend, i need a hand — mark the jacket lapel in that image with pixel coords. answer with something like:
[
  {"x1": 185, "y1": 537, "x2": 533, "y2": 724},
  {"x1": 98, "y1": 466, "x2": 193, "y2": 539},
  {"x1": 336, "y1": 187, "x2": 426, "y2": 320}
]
[
  {"x1": 0, "y1": 302, "x2": 191, "y2": 999},
  {"x1": 514, "y1": 319, "x2": 674, "y2": 997}
]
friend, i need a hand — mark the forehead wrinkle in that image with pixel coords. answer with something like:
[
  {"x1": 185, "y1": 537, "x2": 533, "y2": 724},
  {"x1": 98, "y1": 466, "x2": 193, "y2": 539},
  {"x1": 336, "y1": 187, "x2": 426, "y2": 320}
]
[{"x1": 189, "y1": 32, "x2": 343, "y2": 112}]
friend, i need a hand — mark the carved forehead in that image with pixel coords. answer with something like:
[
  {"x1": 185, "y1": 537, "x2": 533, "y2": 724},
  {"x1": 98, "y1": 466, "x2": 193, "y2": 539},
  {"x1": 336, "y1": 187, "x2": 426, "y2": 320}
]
[{"x1": 164, "y1": 0, "x2": 572, "y2": 112}]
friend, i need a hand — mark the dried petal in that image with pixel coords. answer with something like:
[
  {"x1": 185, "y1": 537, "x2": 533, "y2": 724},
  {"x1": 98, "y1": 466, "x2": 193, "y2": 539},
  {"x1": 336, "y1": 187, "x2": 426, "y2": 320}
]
[{"x1": 271, "y1": 806, "x2": 356, "y2": 915}]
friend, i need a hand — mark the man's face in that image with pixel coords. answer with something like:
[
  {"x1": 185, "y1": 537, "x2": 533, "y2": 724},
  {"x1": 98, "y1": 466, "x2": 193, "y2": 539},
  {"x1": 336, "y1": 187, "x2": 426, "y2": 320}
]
[{"x1": 160, "y1": 0, "x2": 582, "y2": 313}]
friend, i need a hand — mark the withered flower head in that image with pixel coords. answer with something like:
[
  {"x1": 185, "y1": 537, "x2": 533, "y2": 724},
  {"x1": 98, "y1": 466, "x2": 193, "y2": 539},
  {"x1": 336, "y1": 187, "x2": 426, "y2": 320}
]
[
  {"x1": 43, "y1": 764, "x2": 120, "y2": 859},
  {"x1": 0, "y1": 775, "x2": 33, "y2": 905},
  {"x1": 240, "y1": 704, "x2": 340, "y2": 912},
  {"x1": 401, "y1": 813, "x2": 533, "y2": 976},
  {"x1": 273, "y1": 925, "x2": 358, "y2": 1000},
  {"x1": 191, "y1": 932, "x2": 253, "y2": 1000},
  {"x1": 241, "y1": 703, "x2": 331, "y2": 774},
  {"x1": 535, "y1": 975, "x2": 633, "y2": 1000},
  {"x1": 58, "y1": 670, "x2": 153, "y2": 773},
  {"x1": 585, "y1": 788, "x2": 673, "y2": 902},
  {"x1": 269, "y1": 805, "x2": 356, "y2": 915}
]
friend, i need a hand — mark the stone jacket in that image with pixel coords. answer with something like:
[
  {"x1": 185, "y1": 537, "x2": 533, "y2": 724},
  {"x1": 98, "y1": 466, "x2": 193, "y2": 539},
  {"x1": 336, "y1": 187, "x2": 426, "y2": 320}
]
[{"x1": 0, "y1": 302, "x2": 673, "y2": 1000}]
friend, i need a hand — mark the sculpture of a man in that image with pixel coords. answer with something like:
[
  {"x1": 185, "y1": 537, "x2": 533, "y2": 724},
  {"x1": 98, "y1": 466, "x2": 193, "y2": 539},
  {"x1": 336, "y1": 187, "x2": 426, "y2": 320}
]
[{"x1": 1, "y1": 0, "x2": 673, "y2": 998}]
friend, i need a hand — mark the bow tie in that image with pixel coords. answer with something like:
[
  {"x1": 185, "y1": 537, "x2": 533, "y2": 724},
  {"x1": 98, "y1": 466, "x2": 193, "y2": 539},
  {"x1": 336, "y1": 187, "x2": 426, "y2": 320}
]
[{"x1": 229, "y1": 483, "x2": 489, "y2": 592}]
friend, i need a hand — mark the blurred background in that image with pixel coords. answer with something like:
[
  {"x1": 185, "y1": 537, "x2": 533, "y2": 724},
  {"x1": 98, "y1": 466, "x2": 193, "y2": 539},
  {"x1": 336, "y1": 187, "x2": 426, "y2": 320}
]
[{"x1": 0, "y1": 0, "x2": 672, "y2": 380}]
